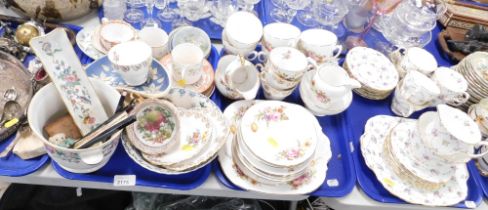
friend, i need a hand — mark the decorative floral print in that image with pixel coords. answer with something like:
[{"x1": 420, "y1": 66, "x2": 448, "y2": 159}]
[
  {"x1": 311, "y1": 79, "x2": 331, "y2": 104},
  {"x1": 288, "y1": 171, "x2": 313, "y2": 189},
  {"x1": 182, "y1": 130, "x2": 207, "y2": 151},
  {"x1": 39, "y1": 41, "x2": 103, "y2": 131},
  {"x1": 255, "y1": 105, "x2": 289, "y2": 126},
  {"x1": 136, "y1": 105, "x2": 176, "y2": 143}
]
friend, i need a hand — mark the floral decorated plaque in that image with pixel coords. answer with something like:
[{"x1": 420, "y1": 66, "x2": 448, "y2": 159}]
[{"x1": 30, "y1": 28, "x2": 108, "y2": 135}]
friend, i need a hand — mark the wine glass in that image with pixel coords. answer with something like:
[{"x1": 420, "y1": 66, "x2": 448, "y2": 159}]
[
  {"x1": 237, "y1": 0, "x2": 261, "y2": 12},
  {"x1": 125, "y1": 0, "x2": 145, "y2": 25},
  {"x1": 270, "y1": 0, "x2": 296, "y2": 23},
  {"x1": 296, "y1": 0, "x2": 317, "y2": 27},
  {"x1": 155, "y1": 0, "x2": 176, "y2": 22},
  {"x1": 342, "y1": 0, "x2": 369, "y2": 33},
  {"x1": 209, "y1": 0, "x2": 238, "y2": 27},
  {"x1": 312, "y1": 0, "x2": 348, "y2": 32},
  {"x1": 344, "y1": 0, "x2": 403, "y2": 49},
  {"x1": 177, "y1": 0, "x2": 209, "y2": 22},
  {"x1": 143, "y1": 0, "x2": 160, "y2": 27}
]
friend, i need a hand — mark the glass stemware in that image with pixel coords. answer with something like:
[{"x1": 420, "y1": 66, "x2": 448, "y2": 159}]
[
  {"x1": 312, "y1": 0, "x2": 348, "y2": 31},
  {"x1": 237, "y1": 0, "x2": 261, "y2": 12},
  {"x1": 344, "y1": 0, "x2": 402, "y2": 49},
  {"x1": 125, "y1": 0, "x2": 145, "y2": 25},
  {"x1": 343, "y1": 0, "x2": 369, "y2": 33},
  {"x1": 270, "y1": 0, "x2": 296, "y2": 23},
  {"x1": 143, "y1": 0, "x2": 160, "y2": 27},
  {"x1": 296, "y1": 0, "x2": 317, "y2": 27},
  {"x1": 177, "y1": 0, "x2": 209, "y2": 22},
  {"x1": 209, "y1": 0, "x2": 238, "y2": 27},
  {"x1": 155, "y1": 0, "x2": 176, "y2": 22}
]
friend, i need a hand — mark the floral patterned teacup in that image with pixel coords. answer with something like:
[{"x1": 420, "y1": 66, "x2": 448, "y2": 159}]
[
  {"x1": 262, "y1": 23, "x2": 301, "y2": 53},
  {"x1": 399, "y1": 70, "x2": 440, "y2": 107},
  {"x1": 431, "y1": 67, "x2": 470, "y2": 107},
  {"x1": 418, "y1": 105, "x2": 487, "y2": 164},
  {"x1": 108, "y1": 40, "x2": 152, "y2": 86},
  {"x1": 297, "y1": 29, "x2": 342, "y2": 64},
  {"x1": 267, "y1": 47, "x2": 317, "y2": 82},
  {"x1": 171, "y1": 43, "x2": 204, "y2": 85},
  {"x1": 99, "y1": 19, "x2": 137, "y2": 52},
  {"x1": 390, "y1": 47, "x2": 437, "y2": 77}
]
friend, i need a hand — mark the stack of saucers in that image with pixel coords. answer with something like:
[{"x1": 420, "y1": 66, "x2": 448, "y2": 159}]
[
  {"x1": 122, "y1": 89, "x2": 229, "y2": 174},
  {"x1": 360, "y1": 104, "x2": 483, "y2": 206},
  {"x1": 219, "y1": 100, "x2": 332, "y2": 194},
  {"x1": 344, "y1": 47, "x2": 399, "y2": 100},
  {"x1": 468, "y1": 98, "x2": 488, "y2": 136},
  {"x1": 453, "y1": 52, "x2": 488, "y2": 110}
]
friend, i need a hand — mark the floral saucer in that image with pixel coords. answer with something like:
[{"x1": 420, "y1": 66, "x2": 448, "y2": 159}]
[
  {"x1": 121, "y1": 88, "x2": 229, "y2": 174},
  {"x1": 91, "y1": 25, "x2": 108, "y2": 54},
  {"x1": 239, "y1": 101, "x2": 318, "y2": 167},
  {"x1": 159, "y1": 54, "x2": 215, "y2": 95},
  {"x1": 360, "y1": 115, "x2": 469, "y2": 206},
  {"x1": 389, "y1": 121, "x2": 456, "y2": 184},
  {"x1": 142, "y1": 109, "x2": 212, "y2": 167},
  {"x1": 126, "y1": 100, "x2": 180, "y2": 155},
  {"x1": 218, "y1": 120, "x2": 331, "y2": 195},
  {"x1": 345, "y1": 47, "x2": 398, "y2": 91},
  {"x1": 85, "y1": 56, "x2": 171, "y2": 98},
  {"x1": 76, "y1": 27, "x2": 104, "y2": 60}
]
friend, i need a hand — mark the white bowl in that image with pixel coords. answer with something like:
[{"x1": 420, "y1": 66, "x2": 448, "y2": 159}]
[{"x1": 28, "y1": 79, "x2": 121, "y2": 173}]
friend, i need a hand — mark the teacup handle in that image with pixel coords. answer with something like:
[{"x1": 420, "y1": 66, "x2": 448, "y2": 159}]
[
  {"x1": 332, "y1": 45, "x2": 343, "y2": 59},
  {"x1": 247, "y1": 51, "x2": 267, "y2": 63},
  {"x1": 449, "y1": 92, "x2": 470, "y2": 106},
  {"x1": 306, "y1": 57, "x2": 319, "y2": 71},
  {"x1": 469, "y1": 141, "x2": 488, "y2": 159}
]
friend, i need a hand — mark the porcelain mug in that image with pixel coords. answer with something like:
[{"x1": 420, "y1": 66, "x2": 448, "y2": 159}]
[
  {"x1": 431, "y1": 67, "x2": 470, "y2": 106},
  {"x1": 398, "y1": 70, "x2": 440, "y2": 106},
  {"x1": 171, "y1": 43, "x2": 204, "y2": 85},
  {"x1": 138, "y1": 27, "x2": 169, "y2": 60},
  {"x1": 99, "y1": 19, "x2": 136, "y2": 52},
  {"x1": 419, "y1": 107, "x2": 488, "y2": 164},
  {"x1": 390, "y1": 47, "x2": 438, "y2": 77},
  {"x1": 298, "y1": 29, "x2": 342, "y2": 64},
  {"x1": 108, "y1": 40, "x2": 152, "y2": 86},
  {"x1": 262, "y1": 23, "x2": 301, "y2": 52}
]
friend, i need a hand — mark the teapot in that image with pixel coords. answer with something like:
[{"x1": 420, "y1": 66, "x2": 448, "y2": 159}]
[{"x1": 301, "y1": 62, "x2": 361, "y2": 116}]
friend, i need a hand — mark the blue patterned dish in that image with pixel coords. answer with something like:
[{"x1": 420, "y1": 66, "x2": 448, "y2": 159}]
[{"x1": 85, "y1": 56, "x2": 171, "y2": 98}]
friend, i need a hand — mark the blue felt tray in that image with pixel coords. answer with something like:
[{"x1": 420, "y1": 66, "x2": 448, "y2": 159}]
[
  {"x1": 348, "y1": 25, "x2": 483, "y2": 207},
  {"x1": 98, "y1": 2, "x2": 264, "y2": 40},
  {"x1": 471, "y1": 165, "x2": 488, "y2": 199},
  {"x1": 53, "y1": 45, "x2": 220, "y2": 190},
  {"x1": 211, "y1": 86, "x2": 357, "y2": 197}
]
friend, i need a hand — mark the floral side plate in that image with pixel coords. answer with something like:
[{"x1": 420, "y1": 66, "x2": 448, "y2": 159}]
[
  {"x1": 360, "y1": 115, "x2": 469, "y2": 206},
  {"x1": 126, "y1": 100, "x2": 179, "y2": 155},
  {"x1": 218, "y1": 120, "x2": 331, "y2": 195},
  {"x1": 159, "y1": 54, "x2": 215, "y2": 94},
  {"x1": 121, "y1": 88, "x2": 229, "y2": 174},
  {"x1": 76, "y1": 27, "x2": 104, "y2": 60},
  {"x1": 345, "y1": 47, "x2": 398, "y2": 91},
  {"x1": 142, "y1": 109, "x2": 212, "y2": 167},
  {"x1": 239, "y1": 101, "x2": 318, "y2": 167},
  {"x1": 30, "y1": 28, "x2": 109, "y2": 135},
  {"x1": 85, "y1": 56, "x2": 171, "y2": 98},
  {"x1": 390, "y1": 121, "x2": 456, "y2": 184}
]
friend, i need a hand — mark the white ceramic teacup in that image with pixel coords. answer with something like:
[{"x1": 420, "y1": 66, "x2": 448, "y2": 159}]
[
  {"x1": 390, "y1": 47, "x2": 437, "y2": 77},
  {"x1": 99, "y1": 19, "x2": 137, "y2": 51},
  {"x1": 171, "y1": 43, "x2": 204, "y2": 85},
  {"x1": 399, "y1": 70, "x2": 440, "y2": 106},
  {"x1": 222, "y1": 29, "x2": 259, "y2": 56},
  {"x1": 225, "y1": 11, "x2": 263, "y2": 49},
  {"x1": 260, "y1": 72, "x2": 295, "y2": 100},
  {"x1": 267, "y1": 47, "x2": 317, "y2": 82},
  {"x1": 223, "y1": 57, "x2": 260, "y2": 100},
  {"x1": 431, "y1": 67, "x2": 470, "y2": 106},
  {"x1": 298, "y1": 29, "x2": 342, "y2": 64},
  {"x1": 108, "y1": 40, "x2": 152, "y2": 86},
  {"x1": 138, "y1": 27, "x2": 169, "y2": 60},
  {"x1": 262, "y1": 23, "x2": 301, "y2": 52},
  {"x1": 419, "y1": 105, "x2": 488, "y2": 164}
]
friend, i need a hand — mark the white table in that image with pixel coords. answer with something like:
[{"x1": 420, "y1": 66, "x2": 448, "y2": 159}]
[{"x1": 1, "y1": 6, "x2": 488, "y2": 210}]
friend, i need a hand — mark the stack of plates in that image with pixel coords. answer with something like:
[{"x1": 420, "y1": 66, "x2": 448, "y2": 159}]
[
  {"x1": 122, "y1": 88, "x2": 230, "y2": 174},
  {"x1": 219, "y1": 100, "x2": 332, "y2": 194},
  {"x1": 453, "y1": 52, "x2": 488, "y2": 110},
  {"x1": 344, "y1": 47, "x2": 399, "y2": 100},
  {"x1": 468, "y1": 98, "x2": 488, "y2": 136},
  {"x1": 360, "y1": 115, "x2": 469, "y2": 206}
]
